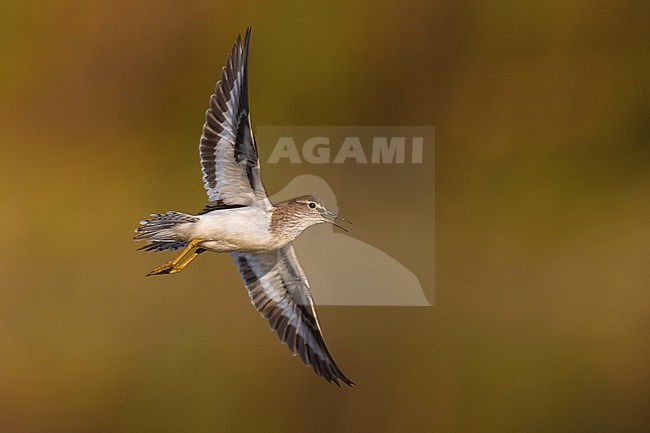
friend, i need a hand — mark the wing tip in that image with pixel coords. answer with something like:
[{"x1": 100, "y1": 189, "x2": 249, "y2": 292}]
[
  {"x1": 331, "y1": 373, "x2": 355, "y2": 388},
  {"x1": 237, "y1": 26, "x2": 252, "y2": 51},
  {"x1": 324, "y1": 363, "x2": 355, "y2": 387}
]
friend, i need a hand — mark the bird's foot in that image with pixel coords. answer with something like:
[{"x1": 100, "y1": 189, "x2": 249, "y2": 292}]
[{"x1": 146, "y1": 262, "x2": 181, "y2": 276}]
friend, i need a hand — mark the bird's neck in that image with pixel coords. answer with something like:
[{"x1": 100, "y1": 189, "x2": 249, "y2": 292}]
[{"x1": 269, "y1": 204, "x2": 313, "y2": 246}]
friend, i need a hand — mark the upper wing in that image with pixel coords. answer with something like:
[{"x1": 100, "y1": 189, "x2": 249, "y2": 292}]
[
  {"x1": 199, "y1": 28, "x2": 271, "y2": 209},
  {"x1": 232, "y1": 245, "x2": 354, "y2": 386}
]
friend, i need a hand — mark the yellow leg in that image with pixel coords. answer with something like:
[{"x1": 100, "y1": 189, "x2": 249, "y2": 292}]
[
  {"x1": 146, "y1": 239, "x2": 202, "y2": 276},
  {"x1": 167, "y1": 249, "x2": 204, "y2": 274}
]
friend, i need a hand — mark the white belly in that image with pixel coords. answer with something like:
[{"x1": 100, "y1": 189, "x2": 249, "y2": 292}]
[{"x1": 191, "y1": 207, "x2": 275, "y2": 252}]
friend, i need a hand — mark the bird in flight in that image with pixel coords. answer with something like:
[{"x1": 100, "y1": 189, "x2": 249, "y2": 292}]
[{"x1": 134, "y1": 28, "x2": 353, "y2": 386}]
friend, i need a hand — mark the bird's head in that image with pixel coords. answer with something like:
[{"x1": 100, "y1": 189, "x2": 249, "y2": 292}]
[
  {"x1": 272, "y1": 195, "x2": 351, "y2": 240},
  {"x1": 292, "y1": 195, "x2": 351, "y2": 231}
]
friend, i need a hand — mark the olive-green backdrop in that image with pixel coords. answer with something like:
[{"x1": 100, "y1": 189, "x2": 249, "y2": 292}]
[{"x1": 0, "y1": 1, "x2": 647, "y2": 432}]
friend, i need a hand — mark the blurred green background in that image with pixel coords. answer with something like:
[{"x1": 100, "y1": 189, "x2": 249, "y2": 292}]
[{"x1": 0, "y1": 0, "x2": 648, "y2": 432}]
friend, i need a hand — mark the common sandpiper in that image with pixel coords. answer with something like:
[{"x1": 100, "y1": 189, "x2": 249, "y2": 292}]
[{"x1": 134, "y1": 28, "x2": 353, "y2": 386}]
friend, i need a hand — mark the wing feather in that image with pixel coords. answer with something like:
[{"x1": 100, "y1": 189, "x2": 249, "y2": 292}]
[
  {"x1": 232, "y1": 245, "x2": 354, "y2": 386},
  {"x1": 199, "y1": 28, "x2": 271, "y2": 209}
]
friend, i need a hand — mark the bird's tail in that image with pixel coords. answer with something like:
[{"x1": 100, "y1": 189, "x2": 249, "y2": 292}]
[{"x1": 134, "y1": 211, "x2": 199, "y2": 251}]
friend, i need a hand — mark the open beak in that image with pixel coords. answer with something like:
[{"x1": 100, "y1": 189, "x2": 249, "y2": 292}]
[{"x1": 322, "y1": 210, "x2": 352, "y2": 232}]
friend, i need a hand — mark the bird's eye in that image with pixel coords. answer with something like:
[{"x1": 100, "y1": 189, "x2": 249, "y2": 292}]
[{"x1": 308, "y1": 202, "x2": 317, "y2": 209}]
